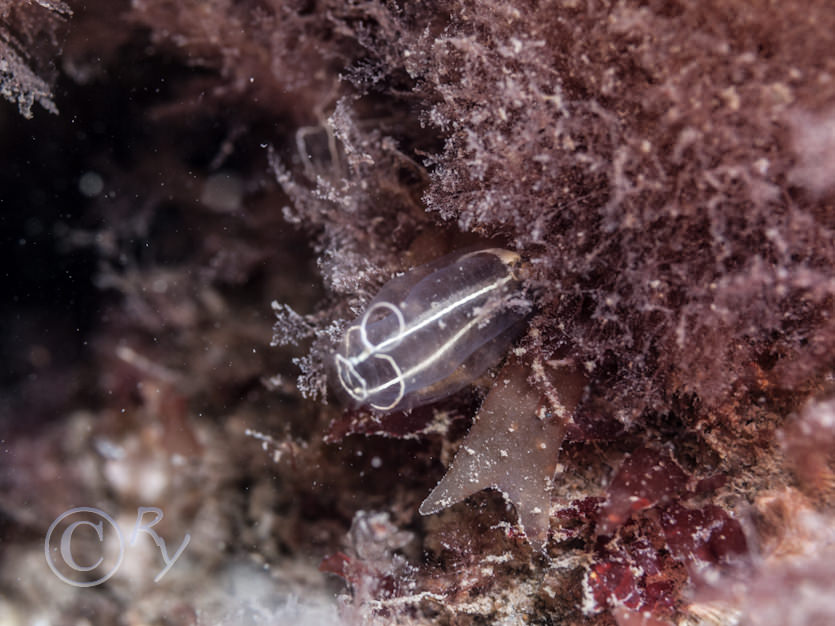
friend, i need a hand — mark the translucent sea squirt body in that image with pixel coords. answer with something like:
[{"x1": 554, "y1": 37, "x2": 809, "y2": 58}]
[{"x1": 334, "y1": 248, "x2": 531, "y2": 412}]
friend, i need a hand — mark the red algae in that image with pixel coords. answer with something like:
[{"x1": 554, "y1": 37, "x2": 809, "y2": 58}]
[
  {"x1": 420, "y1": 359, "x2": 568, "y2": 552},
  {"x1": 2, "y1": 0, "x2": 835, "y2": 624}
]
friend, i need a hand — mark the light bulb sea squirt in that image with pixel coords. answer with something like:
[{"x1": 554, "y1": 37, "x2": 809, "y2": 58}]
[{"x1": 333, "y1": 248, "x2": 531, "y2": 412}]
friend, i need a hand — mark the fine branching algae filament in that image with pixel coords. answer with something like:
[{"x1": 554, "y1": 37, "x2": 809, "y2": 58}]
[{"x1": 334, "y1": 248, "x2": 531, "y2": 412}]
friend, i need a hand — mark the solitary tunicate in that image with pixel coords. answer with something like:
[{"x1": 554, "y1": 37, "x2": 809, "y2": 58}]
[{"x1": 333, "y1": 248, "x2": 531, "y2": 412}]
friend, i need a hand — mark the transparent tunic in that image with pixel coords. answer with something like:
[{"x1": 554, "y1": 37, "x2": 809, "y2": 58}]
[{"x1": 333, "y1": 248, "x2": 531, "y2": 412}]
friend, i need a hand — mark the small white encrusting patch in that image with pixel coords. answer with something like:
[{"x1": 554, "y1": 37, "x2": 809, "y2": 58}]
[{"x1": 788, "y1": 107, "x2": 835, "y2": 196}]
